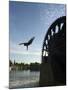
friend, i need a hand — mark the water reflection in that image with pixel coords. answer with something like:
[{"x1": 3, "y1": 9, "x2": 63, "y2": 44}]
[{"x1": 9, "y1": 70, "x2": 40, "y2": 89}]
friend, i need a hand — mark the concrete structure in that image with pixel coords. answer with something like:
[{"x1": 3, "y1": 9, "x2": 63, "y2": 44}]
[{"x1": 39, "y1": 16, "x2": 66, "y2": 86}]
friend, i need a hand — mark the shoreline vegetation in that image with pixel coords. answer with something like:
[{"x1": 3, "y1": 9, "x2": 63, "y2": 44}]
[{"x1": 9, "y1": 60, "x2": 41, "y2": 71}]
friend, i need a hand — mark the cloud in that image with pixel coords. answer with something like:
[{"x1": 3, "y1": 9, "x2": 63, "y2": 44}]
[
  {"x1": 10, "y1": 49, "x2": 41, "y2": 56},
  {"x1": 10, "y1": 41, "x2": 41, "y2": 56}
]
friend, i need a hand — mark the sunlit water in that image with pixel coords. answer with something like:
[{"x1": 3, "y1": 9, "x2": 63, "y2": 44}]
[{"x1": 9, "y1": 70, "x2": 40, "y2": 89}]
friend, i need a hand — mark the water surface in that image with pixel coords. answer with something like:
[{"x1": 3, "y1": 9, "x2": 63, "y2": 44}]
[{"x1": 9, "y1": 70, "x2": 40, "y2": 89}]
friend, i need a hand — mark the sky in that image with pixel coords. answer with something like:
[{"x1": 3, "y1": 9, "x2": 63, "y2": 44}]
[{"x1": 9, "y1": 1, "x2": 66, "y2": 64}]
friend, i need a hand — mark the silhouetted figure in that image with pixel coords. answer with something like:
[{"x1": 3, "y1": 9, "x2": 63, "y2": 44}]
[{"x1": 19, "y1": 37, "x2": 35, "y2": 50}]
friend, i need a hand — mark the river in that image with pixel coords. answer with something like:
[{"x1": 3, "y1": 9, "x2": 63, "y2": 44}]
[{"x1": 9, "y1": 70, "x2": 40, "y2": 89}]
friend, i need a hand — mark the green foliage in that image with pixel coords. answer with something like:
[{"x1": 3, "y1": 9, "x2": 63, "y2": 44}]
[
  {"x1": 9, "y1": 60, "x2": 13, "y2": 66},
  {"x1": 9, "y1": 60, "x2": 41, "y2": 71},
  {"x1": 30, "y1": 62, "x2": 40, "y2": 71}
]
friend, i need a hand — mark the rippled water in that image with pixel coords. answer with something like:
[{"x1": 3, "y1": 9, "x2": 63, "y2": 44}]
[{"x1": 9, "y1": 70, "x2": 40, "y2": 89}]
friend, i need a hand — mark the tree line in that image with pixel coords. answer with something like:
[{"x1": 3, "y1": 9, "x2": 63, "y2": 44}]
[{"x1": 9, "y1": 60, "x2": 41, "y2": 71}]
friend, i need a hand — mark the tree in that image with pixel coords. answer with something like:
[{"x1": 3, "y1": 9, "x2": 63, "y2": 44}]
[{"x1": 9, "y1": 60, "x2": 13, "y2": 66}]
